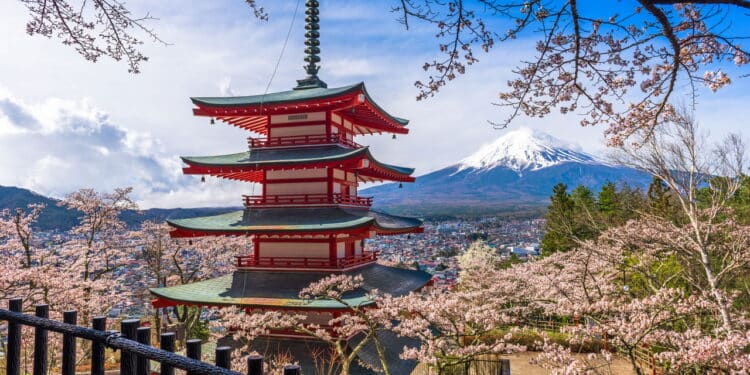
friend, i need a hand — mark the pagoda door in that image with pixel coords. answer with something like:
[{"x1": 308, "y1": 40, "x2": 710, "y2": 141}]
[{"x1": 345, "y1": 241, "x2": 355, "y2": 257}]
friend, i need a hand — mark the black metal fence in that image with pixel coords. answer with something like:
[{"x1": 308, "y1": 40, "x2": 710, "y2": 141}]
[{"x1": 0, "y1": 298, "x2": 301, "y2": 375}]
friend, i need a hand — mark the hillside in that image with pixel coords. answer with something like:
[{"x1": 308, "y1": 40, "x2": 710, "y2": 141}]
[{"x1": 0, "y1": 185, "x2": 238, "y2": 231}]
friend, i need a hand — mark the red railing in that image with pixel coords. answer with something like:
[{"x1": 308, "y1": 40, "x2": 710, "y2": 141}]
[
  {"x1": 248, "y1": 134, "x2": 361, "y2": 149},
  {"x1": 235, "y1": 252, "x2": 378, "y2": 269},
  {"x1": 242, "y1": 194, "x2": 373, "y2": 207}
]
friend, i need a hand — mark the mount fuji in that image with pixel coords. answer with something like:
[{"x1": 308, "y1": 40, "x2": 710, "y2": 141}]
[{"x1": 364, "y1": 127, "x2": 651, "y2": 216}]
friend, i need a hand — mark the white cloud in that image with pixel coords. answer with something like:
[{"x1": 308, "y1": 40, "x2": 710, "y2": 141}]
[{"x1": 0, "y1": 89, "x2": 252, "y2": 208}]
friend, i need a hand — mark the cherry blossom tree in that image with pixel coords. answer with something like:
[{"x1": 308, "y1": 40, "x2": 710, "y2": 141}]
[
  {"x1": 0, "y1": 204, "x2": 50, "y2": 304},
  {"x1": 395, "y1": 0, "x2": 750, "y2": 143},
  {"x1": 382, "y1": 288, "x2": 524, "y2": 372},
  {"x1": 615, "y1": 107, "x2": 749, "y2": 332},
  {"x1": 494, "y1": 218, "x2": 750, "y2": 374},
  {"x1": 17, "y1": 0, "x2": 267, "y2": 73},
  {"x1": 0, "y1": 188, "x2": 139, "y2": 369},
  {"x1": 132, "y1": 223, "x2": 246, "y2": 338}
]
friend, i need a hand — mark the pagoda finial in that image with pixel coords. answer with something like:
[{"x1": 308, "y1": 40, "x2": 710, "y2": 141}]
[{"x1": 295, "y1": 0, "x2": 328, "y2": 90}]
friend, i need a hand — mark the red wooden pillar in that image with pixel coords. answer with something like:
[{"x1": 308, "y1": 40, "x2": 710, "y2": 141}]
[
  {"x1": 325, "y1": 110, "x2": 332, "y2": 139},
  {"x1": 262, "y1": 170, "x2": 267, "y2": 199},
  {"x1": 327, "y1": 167, "x2": 334, "y2": 202},
  {"x1": 253, "y1": 237, "x2": 260, "y2": 260}
]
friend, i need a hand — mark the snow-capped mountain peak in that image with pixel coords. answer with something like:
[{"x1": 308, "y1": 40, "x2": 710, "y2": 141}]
[{"x1": 457, "y1": 127, "x2": 600, "y2": 173}]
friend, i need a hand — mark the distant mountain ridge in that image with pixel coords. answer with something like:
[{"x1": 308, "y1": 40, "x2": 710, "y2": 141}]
[
  {"x1": 0, "y1": 185, "x2": 238, "y2": 231},
  {"x1": 364, "y1": 127, "x2": 652, "y2": 217}
]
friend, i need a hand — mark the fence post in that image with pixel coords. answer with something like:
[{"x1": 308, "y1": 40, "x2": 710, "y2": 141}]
[
  {"x1": 91, "y1": 317, "x2": 107, "y2": 375},
  {"x1": 500, "y1": 359, "x2": 511, "y2": 375},
  {"x1": 136, "y1": 326, "x2": 151, "y2": 375},
  {"x1": 120, "y1": 319, "x2": 140, "y2": 375},
  {"x1": 33, "y1": 304, "x2": 49, "y2": 375},
  {"x1": 62, "y1": 310, "x2": 78, "y2": 375},
  {"x1": 215, "y1": 346, "x2": 232, "y2": 369},
  {"x1": 160, "y1": 332, "x2": 176, "y2": 375},
  {"x1": 283, "y1": 364, "x2": 301, "y2": 375},
  {"x1": 7, "y1": 298, "x2": 22, "y2": 375},
  {"x1": 247, "y1": 354, "x2": 264, "y2": 375},
  {"x1": 186, "y1": 339, "x2": 202, "y2": 375}
]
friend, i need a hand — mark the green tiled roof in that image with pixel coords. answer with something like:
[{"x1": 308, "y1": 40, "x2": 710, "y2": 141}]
[
  {"x1": 167, "y1": 207, "x2": 422, "y2": 234},
  {"x1": 181, "y1": 145, "x2": 415, "y2": 176},
  {"x1": 150, "y1": 264, "x2": 432, "y2": 309},
  {"x1": 191, "y1": 83, "x2": 362, "y2": 107},
  {"x1": 190, "y1": 82, "x2": 409, "y2": 126}
]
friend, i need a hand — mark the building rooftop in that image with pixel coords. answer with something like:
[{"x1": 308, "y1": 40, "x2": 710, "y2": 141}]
[
  {"x1": 150, "y1": 263, "x2": 432, "y2": 309},
  {"x1": 181, "y1": 145, "x2": 415, "y2": 182},
  {"x1": 167, "y1": 207, "x2": 423, "y2": 237},
  {"x1": 191, "y1": 82, "x2": 408, "y2": 124}
]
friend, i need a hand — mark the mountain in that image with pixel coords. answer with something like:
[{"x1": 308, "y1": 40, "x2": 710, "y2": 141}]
[
  {"x1": 364, "y1": 128, "x2": 652, "y2": 217},
  {"x1": 0, "y1": 185, "x2": 238, "y2": 231}
]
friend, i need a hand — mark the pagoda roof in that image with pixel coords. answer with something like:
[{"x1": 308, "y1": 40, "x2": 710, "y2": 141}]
[
  {"x1": 149, "y1": 264, "x2": 431, "y2": 310},
  {"x1": 181, "y1": 145, "x2": 415, "y2": 183},
  {"x1": 191, "y1": 83, "x2": 409, "y2": 135},
  {"x1": 166, "y1": 207, "x2": 423, "y2": 238}
]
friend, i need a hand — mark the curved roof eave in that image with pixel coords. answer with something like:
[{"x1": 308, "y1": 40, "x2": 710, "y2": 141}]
[
  {"x1": 358, "y1": 83, "x2": 410, "y2": 126},
  {"x1": 190, "y1": 82, "x2": 409, "y2": 128},
  {"x1": 179, "y1": 146, "x2": 415, "y2": 179},
  {"x1": 190, "y1": 83, "x2": 363, "y2": 107}
]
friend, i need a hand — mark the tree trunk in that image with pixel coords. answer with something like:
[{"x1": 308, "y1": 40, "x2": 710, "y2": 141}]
[{"x1": 698, "y1": 248, "x2": 733, "y2": 331}]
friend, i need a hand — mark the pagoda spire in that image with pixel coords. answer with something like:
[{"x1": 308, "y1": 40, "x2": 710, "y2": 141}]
[{"x1": 295, "y1": 0, "x2": 328, "y2": 90}]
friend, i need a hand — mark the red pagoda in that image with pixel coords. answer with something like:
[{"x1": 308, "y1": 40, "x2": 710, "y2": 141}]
[{"x1": 150, "y1": 1, "x2": 429, "y2": 372}]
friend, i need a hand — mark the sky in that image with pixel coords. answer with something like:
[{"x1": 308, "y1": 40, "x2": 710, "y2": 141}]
[{"x1": 0, "y1": 0, "x2": 748, "y2": 208}]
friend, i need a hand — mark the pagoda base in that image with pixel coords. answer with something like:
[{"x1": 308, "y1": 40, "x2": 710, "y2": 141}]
[{"x1": 219, "y1": 330, "x2": 420, "y2": 374}]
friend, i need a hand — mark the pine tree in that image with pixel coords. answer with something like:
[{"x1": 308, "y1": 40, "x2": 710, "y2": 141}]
[
  {"x1": 571, "y1": 185, "x2": 600, "y2": 239},
  {"x1": 598, "y1": 182, "x2": 619, "y2": 222},
  {"x1": 541, "y1": 183, "x2": 576, "y2": 255}
]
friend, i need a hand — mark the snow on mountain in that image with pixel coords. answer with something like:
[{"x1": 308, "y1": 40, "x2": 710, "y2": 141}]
[{"x1": 456, "y1": 127, "x2": 603, "y2": 173}]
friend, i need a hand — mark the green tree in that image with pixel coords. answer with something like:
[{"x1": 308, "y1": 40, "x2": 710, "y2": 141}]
[
  {"x1": 728, "y1": 176, "x2": 750, "y2": 224},
  {"x1": 571, "y1": 185, "x2": 599, "y2": 239},
  {"x1": 598, "y1": 182, "x2": 619, "y2": 221},
  {"x1": 541, "y1": 183, "x2": 576, "y2": 255}
]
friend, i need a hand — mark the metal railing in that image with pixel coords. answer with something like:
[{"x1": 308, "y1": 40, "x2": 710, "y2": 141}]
[
  {"x1": 0, "y1": 298, "x2": 302, "y2": 375},
  {"x1": 248, "y1": 134, "x2": 361, "y2": 149},
  {"x1": 243, "y1": 193, "x2": 373, "y2": 208},
  {"x1": 236, "y1": 252, "x2": 378, "y2": 269}
]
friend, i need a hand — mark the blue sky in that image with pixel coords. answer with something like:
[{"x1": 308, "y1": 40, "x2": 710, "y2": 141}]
[{"x1": 0, "y1": 0, "x2": 748, "y2": 208}]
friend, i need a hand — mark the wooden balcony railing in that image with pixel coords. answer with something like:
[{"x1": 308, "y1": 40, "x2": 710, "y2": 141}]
[
  {"x1": 235, "y1": 252, "x2": 378, "y2": 269},
  {"x1": 243, "y1": 194, "x2": 373, "y2": 208},
  {"x1": 248, "y1": 134, "x2": 361, "y2": 149}
]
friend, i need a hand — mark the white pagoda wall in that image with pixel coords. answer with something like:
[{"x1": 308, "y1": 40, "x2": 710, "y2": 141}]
[
  {"x1": 269, "y1": 124, "x2": 326, "y2": 137},
  {"x1": 257, "y1": 242, "x2": 328, "y2": 258},
  {"x1": 265, "y1": 181, "x2": 327, "y2": 195},
  {"x1": 266, "y1": 168, "x2": 326, "y2": 179}
]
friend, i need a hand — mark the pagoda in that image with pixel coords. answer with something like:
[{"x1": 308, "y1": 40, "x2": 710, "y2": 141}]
[{"x1": 150, "y1": 1, "x2": 429, "y2": 372}]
